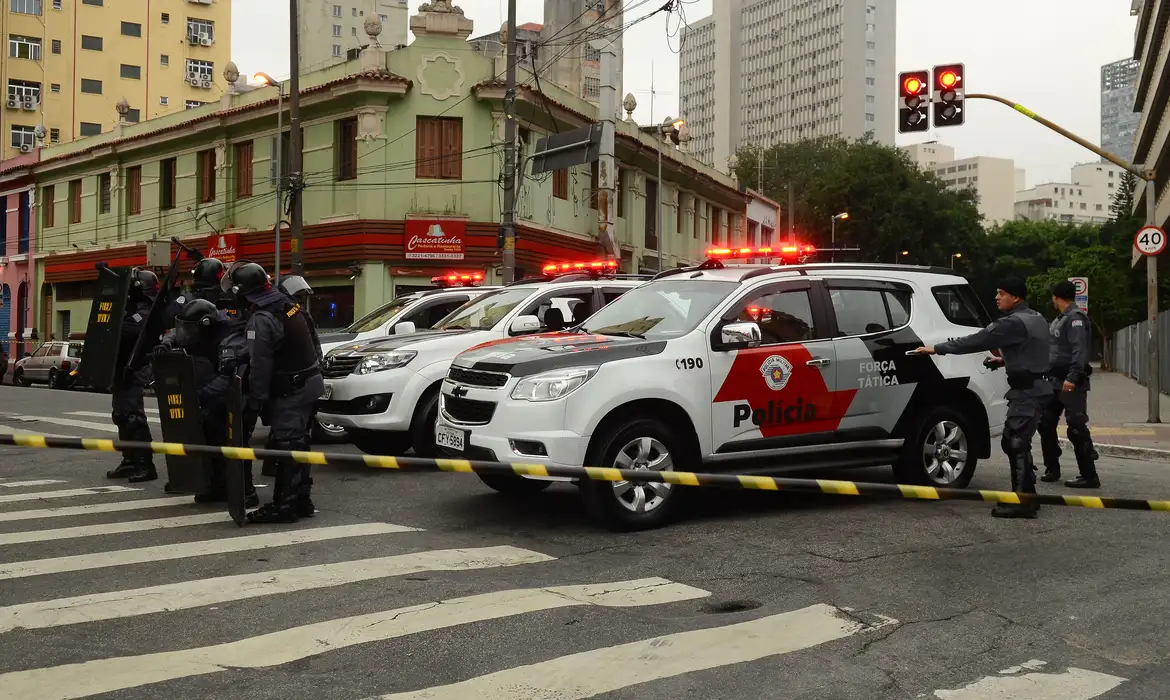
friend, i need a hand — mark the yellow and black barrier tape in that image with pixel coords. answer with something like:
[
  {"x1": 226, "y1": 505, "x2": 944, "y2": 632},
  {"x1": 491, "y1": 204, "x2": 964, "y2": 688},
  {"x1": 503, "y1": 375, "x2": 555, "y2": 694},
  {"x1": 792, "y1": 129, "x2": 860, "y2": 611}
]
[{"x1": 3, "y1": 433, "x2": 1170, "y2": 512}]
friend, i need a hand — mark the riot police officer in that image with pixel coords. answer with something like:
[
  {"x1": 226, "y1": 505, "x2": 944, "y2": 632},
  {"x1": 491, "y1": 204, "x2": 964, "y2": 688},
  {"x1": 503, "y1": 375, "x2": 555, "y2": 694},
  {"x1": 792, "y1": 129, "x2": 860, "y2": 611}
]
[
  {"x1": 191, "y1": 257, "x2": 227, "y2": 304},
  {"x1": 1039, "y1": 280, "x2": 1099, "y2": 488},
  {"x1": 169, "y1": 299, "x2": 260, "y2": 506},
  {"x1": 278, "y1": 274, "x2": 323, "y2": 361},
  {"x1": 106, "y1": 267, "x2": 162, "y2": 483},
  {"x1": 224, "y1": 261, "x2": 324, "y2": 524},
  {"x1": 913, "y1": 278, "x2": 1052, "y2": 518}
]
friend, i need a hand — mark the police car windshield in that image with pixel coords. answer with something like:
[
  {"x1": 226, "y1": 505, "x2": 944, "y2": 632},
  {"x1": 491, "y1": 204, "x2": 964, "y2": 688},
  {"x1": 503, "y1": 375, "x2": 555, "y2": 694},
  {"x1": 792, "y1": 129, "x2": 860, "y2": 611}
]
[
  {"x1": 344, "y1": 296, "x2": 414, "y2": 333},
  {"x1": 436, "y1": 288, "x2": 533, "y2": 331},
  {"x1": 580, "y1": 279, "x2": 738, "y2": 340}
]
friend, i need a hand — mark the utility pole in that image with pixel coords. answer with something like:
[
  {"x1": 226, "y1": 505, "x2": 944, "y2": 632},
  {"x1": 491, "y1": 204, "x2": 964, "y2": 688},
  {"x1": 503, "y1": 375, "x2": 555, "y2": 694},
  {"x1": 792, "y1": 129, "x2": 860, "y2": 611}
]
[
  {"x1": 787, "y1": 182, "x2": 794, "y2": 245},
  {"x1": 597, "y1": 38, "x2": 618, "y2": 261},
  {"x1": 273, "y1": 85, "x2": 284, "y2": 287},
  {"x1": 500, "y1": 0, "x2": 519, "y2": 284},
  {"x1": 288, "y1": 0, "x2": 305, "y2": 276}
]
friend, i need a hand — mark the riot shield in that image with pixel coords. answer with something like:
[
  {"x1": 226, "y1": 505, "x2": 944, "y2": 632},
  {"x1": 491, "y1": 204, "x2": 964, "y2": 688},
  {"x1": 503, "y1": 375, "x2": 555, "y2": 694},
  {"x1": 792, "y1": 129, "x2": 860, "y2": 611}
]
[
  {"x1": 75, "y1": 266, "x2": 131, "y2": 392},
  {"x1": 225, "y1": 374, "x2": 248, "y2": 527},
  {"x1": 151, "y1": 351, "x2": 213, "y2": 494}
]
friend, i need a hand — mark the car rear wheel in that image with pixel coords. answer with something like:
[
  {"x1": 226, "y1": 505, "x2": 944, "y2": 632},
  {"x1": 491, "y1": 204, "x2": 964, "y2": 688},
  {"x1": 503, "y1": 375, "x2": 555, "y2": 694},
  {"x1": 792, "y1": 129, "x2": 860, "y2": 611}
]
[
  {"x1": 580, "y1": 417, "x2": 690, "y2": 531},
  {"x1": 409, "y1": 390, "x2": 440, "y2": 458},
  {"x1": 13, "y1": 368, "x2": 28, "y2": 387},
  {"x1": 894, "y1": 405, "x2": 978, "y2": 488}
]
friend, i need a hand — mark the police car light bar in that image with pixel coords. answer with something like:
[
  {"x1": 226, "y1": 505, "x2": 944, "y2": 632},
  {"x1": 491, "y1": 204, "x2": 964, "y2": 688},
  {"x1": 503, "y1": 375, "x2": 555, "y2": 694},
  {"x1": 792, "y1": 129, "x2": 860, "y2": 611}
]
[
  {"x1": 541, "y1": 259, "x2": 619, "y2": 276},
  {"x1": 431, "y1": 272, "x2": 484, "y2": 287},
  {"x1": 705, "y1": 245, "x2": 816, "y2": 259}
]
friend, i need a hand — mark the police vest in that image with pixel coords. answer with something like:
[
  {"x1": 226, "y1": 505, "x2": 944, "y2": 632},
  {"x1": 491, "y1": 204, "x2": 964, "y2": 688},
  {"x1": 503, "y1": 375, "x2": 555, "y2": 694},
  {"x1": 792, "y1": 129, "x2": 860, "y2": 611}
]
[{"x1": 265, "y1": 301, "x2": 319, "y2": 374}]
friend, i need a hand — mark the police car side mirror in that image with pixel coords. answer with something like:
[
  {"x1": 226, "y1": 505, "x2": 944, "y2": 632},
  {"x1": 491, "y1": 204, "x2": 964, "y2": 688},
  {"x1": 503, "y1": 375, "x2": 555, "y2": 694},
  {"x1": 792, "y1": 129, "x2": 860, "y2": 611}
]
[
  {"x1": 717, "y1": 321, "x2": 762, "y2": 351},
  {"x1": 392, "y1": 321, "x2": 416, "y2": 335},
  {"x1": 509, "y1": 315, "x2": 542, "y2": 335}
]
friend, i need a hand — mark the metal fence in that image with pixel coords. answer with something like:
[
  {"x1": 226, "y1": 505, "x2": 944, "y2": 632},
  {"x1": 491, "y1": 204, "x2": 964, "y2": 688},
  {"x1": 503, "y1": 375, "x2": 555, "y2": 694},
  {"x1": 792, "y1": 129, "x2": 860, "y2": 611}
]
[{"x1": 1112, "y1": 317, "x2": 1170, "y2": 392}]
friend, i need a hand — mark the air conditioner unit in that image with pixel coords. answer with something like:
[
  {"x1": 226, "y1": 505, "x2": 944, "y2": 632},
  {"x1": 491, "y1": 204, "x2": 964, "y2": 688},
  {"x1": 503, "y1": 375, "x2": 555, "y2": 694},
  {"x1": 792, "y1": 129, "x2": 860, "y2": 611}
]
[
  {"x1": 200, "y1": 36, "x2": 212, "y2": 46},
  {"x1": 201, "y1": 79, "x2": 212, "y2": 88},
  {"x1": 189, "y1": 77, "x2": 202, "y2": 86},
  {"x1": 22, "y1": 100, "x2": 36, "y2": 110},
  {"x1": 186, "y1": 71, "x2": 199, "y2": 81},
  {"x1": 19, "y1": 144, "x2": 32, "y2": 153},
  {"x1": 188, "y1": 33, "x2": 200, "y2": 45},
  {"x1": 5, "y1": 99, "x2": 17, "y2": 109}
]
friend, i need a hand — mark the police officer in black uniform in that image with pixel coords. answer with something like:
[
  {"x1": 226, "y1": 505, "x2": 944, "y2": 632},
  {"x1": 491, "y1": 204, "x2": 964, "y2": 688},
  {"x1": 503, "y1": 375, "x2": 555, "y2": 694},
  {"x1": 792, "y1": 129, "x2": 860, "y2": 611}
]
[
  {"x1": 224, "y1": 261, "x2": 324, "y2": 523},
  {"x1": 106, "y1": 268, "x2": 163, "y2": 483},
  {"x1": 278, "y1": 275, "x2": 323, "y2": 361},
  {"x1": 913, "y1": 277, "x2": 1052, "y2": 518},
  {"x1": 1039, "y1": 280, "x2": 1099, "y2": 488}
]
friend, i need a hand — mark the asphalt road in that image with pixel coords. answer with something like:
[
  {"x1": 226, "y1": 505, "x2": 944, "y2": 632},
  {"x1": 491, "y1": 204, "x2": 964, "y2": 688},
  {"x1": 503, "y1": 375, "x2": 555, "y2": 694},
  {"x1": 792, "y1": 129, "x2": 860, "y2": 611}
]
[{"x1": 1, "y1": 383, "x2": 1169, "y2": 700}]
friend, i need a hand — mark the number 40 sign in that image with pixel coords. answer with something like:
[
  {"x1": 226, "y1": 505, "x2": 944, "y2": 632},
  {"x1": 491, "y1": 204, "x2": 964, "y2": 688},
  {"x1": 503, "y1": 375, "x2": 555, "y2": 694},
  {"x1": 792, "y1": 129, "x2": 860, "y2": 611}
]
[{"x1": 1136, "y1": 226, "x2": 1166, "y2": 256}]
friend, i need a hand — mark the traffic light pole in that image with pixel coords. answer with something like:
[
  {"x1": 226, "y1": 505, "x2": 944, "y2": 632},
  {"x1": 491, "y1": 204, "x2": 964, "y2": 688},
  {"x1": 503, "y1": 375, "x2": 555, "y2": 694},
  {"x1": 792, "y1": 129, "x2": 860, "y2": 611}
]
[{"x1": 966, "y1": 91, "x2": 1160, "y2": 423}]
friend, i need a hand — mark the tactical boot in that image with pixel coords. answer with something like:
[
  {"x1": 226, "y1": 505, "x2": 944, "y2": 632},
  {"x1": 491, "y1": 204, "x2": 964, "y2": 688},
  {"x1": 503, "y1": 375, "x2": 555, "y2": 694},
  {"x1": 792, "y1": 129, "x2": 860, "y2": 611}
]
[
  {"x1": 106, "y1": 459, "x2": 136, "y2": 479},
  {"x1": 1065, "y1": 476, "x2": 1101, "y2": 489},
  {"x1": 245, "y1": 488, "x2": 260, "y2": 509},
  {"x1": 127, "y1": 460, "x2": 158, "y2": 483},
  {"x1": 245, "y1": 501, "x2": 298, "y2": 524},
  {"x1": 1040, "y1": 466, "x2": 1061, "y2": 482},
  {"x1": 296, "y1": 497, "x2": 316, "y2": 517}
]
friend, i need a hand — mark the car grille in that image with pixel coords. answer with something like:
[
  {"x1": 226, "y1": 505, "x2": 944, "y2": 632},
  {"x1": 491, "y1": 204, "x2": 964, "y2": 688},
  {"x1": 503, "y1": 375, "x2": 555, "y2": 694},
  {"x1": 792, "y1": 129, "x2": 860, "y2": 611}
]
[
  {"x1": 321, "y1": 356, "x2": 362, "y2": 379},
  {"x1": 447, "y1": 365, "x2": 509, "y2": 388},
  {"x1": 443, "y1": 395, "x2": 497, "y2": 424}
]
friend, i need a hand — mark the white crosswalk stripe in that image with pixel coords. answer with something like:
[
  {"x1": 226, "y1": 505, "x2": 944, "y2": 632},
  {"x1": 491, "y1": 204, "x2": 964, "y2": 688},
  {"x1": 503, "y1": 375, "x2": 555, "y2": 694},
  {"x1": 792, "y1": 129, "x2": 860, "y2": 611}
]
[
  {"x1": 2, "y1": 415, "x2": 119, "y2": 433},
  {"x1": 0, "y1": 480, "x2": 1135, "y2": 700},
  {"x1": 0, "y1": 479, "x2": 69, "y2": 489},
  {"x1": 66, "y1": 411, "x2": 161, "y2": 425}
]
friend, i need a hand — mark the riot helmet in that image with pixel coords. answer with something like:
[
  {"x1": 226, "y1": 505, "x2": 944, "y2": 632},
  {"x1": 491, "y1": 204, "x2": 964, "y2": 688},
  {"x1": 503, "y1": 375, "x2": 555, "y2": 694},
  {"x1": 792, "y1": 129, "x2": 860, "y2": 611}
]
[
  {"x1": 130, "y1": 267, "x2": 160, "y2": 297},
  {"x1": 191, "y1": 258, "x2": 225, "y2": 293},
  {"x1": 279, "y1": 275, "x2": 314, "y2": 305},
  {"x1": 221, "y1": 260, "x2": 270, "y2": 299},
  {"x1": 174, "y1": 298, "x2": 220, "y2": 346}
]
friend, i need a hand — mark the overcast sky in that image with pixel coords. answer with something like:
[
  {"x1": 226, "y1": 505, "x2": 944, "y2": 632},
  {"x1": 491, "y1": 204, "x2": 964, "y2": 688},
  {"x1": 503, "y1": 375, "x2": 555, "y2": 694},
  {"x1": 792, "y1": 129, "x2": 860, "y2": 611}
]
[{"x1": 233, "y1": 0, "x2": 1139, "y2": 189}]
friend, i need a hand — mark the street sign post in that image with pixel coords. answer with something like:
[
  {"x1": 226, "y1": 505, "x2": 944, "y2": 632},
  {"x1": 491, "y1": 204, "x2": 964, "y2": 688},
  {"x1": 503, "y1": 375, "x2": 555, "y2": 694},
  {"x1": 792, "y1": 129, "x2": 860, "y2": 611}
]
[
  {"x1": 1135, "y1": 225, "x2": 1166, "y2": 257},
  {"x1": 1068, "y1": 276, "x2": 1088, "y2": 313}
]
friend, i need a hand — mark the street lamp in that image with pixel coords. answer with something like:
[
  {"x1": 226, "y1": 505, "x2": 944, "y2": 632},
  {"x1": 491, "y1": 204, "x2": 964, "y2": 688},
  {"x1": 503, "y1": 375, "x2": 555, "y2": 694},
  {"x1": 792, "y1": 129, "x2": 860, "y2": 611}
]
[
  {"x1": 895, "y1": 250, "x2": 909, "y2": 264},
  {"x1": 657, "y1": 117, "x2": 685, "y2": 273},
  {"x1": 255, "y1": 71, "x2": 286, "y2": 286},
  {"x1": 950, "y1": 252, "x2": 962, "y2": 270},
  {"x1": 831, "y1": 212, "x2": 849, "y2": 262}
]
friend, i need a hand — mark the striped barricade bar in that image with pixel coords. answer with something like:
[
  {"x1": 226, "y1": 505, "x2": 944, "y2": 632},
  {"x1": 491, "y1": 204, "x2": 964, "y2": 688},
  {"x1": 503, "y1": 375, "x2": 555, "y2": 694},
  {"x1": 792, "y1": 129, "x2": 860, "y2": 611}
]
[{"x1": 2, "y1": 433, "x2": 1169, "y2": 512}]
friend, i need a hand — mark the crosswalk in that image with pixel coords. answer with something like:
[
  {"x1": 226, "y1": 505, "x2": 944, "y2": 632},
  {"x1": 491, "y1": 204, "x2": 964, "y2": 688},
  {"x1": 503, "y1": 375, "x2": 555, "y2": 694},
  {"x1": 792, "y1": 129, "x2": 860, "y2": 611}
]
[
  {"x1": 0, "y1": 407, "x2": 160, "y2": 437},
  {"x1": 0, "y1": 475, "x2": 1138, "y2": 699}
]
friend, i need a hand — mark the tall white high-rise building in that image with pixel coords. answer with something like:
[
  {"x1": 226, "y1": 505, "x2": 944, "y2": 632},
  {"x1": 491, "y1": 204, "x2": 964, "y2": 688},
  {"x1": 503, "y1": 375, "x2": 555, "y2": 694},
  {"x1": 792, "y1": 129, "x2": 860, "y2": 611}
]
[
  {"x1": 679, "y1": 0, "x2": 896, "y2": 172},
  {"x1": 299, "y1": 1, "x2": 409, "y2": 72},
  {"x1": 1100, "y1": 57, "x2": 1140, "y2": 161}
]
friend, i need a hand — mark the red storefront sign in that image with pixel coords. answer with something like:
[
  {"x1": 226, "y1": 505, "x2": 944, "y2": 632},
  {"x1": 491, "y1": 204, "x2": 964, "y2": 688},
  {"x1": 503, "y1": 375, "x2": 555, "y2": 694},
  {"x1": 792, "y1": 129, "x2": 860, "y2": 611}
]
[
  {"x1": 208, "y1": 233, "x2": 239, "y2": 263},
  {"x1": 405, "y1": 219, "x2": 465, "y2": 260}
]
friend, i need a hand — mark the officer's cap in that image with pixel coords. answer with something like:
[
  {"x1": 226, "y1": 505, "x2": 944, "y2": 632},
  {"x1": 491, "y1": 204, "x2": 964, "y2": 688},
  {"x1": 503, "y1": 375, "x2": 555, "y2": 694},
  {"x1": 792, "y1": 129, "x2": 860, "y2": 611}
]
[
  {"x1": 1051, "y1": 279, "x2": 1076, "y2": 301},
  {"x1": 996, "y1": 277, "x2": 1027, "y2": 300}
]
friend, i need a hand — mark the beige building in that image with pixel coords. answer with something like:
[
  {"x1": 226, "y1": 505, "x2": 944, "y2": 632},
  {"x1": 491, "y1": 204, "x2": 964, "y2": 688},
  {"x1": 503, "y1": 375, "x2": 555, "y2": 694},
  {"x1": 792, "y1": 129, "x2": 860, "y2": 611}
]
[
  {"x1": 1131, "y1": 0, "x2": 1168, "y2": 230},
  {"x1": 901, "y1": 142, "x2": 1023, "y2": 228},
  {"x1": 540, "y1": 0, "x2": 623, "y2": 109},
  {"x1": 298, "y1": 0, "x2": 409, "y2": 70},
  {"x1": 1015, "y1": 161, "x2": 1126, "y2": 226},
  {"x1": 1, "y1": 0, "x2": 232, "y2": 159},
  {"x1": 679, "y1": 0, "x2": 896, "y2": 172}
]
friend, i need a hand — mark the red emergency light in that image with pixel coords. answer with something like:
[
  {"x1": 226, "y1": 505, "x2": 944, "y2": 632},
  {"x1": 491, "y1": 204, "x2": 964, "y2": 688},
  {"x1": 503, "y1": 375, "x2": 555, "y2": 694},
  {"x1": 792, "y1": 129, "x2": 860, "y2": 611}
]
[
  {"x1": 431, "y1": 272, "x2": 484, "y2": 287},
  {"x1": 706, "y1": 244, "x2": 815, "y2": 260},
  {"x1": 542, "y1": 259, "x2": 619, "y2": 276}
]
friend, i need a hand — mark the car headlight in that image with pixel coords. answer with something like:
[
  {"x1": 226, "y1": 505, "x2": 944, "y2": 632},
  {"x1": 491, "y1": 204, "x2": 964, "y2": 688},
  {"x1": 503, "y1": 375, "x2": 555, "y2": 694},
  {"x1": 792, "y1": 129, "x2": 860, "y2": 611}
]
[
  {"x1": 355, "y1": 351, "x2": 416, "y2": 374},
  {"x1": 510, "y1": 367, "x2": 597, "y2": 402}
]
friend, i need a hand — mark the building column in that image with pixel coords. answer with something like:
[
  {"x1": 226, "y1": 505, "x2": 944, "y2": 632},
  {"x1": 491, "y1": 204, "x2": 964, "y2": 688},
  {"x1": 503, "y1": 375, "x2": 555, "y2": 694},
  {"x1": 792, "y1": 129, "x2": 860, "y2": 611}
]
[{"x1": 353, "y1": 261, "x2": 389, "y2": 320}]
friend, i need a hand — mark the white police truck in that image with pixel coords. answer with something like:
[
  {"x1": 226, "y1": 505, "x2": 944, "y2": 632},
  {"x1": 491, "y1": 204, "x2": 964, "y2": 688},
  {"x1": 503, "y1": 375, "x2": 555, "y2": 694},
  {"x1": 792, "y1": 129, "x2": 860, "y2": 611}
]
[
  {"x1": 316, "y1": 260, "x2": 647, "y2": 457},
  {"x1": 438, "y1": 247, "x2": 1010, "y2": 530}
]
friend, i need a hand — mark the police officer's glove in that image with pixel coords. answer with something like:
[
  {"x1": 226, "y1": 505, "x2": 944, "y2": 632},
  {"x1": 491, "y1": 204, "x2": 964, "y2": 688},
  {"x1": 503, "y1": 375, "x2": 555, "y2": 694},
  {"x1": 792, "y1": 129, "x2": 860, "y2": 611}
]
[{"x1": 983, "y1": 356, "x2": 1004, "y2": 371}]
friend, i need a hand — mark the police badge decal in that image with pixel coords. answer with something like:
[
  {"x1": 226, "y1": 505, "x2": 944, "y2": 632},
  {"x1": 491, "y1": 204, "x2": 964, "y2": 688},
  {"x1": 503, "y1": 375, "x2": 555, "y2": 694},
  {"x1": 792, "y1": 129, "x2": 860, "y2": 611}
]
[{"x1": 759, "y1": 355, "x2": 794, "y2": 391}]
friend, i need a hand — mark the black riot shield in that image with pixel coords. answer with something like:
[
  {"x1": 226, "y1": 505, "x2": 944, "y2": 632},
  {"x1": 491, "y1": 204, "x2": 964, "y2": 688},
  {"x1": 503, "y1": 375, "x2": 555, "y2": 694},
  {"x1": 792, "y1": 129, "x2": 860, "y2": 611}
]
[
  {"x1": 75, "y1": 266, "x2": 131, "y2": 392},
  {"x1": 225, "y1": 374, "x2": 248, "y2": 527},
  {"x1": 150, "y1": 351, "x2": 213, "y2": 494}
]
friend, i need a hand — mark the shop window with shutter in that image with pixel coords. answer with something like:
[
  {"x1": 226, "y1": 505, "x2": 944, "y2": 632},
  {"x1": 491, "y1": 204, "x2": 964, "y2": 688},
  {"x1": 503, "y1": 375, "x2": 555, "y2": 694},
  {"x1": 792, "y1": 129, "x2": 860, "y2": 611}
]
[
  {"x1": 198, "y1": 149, "x2": 216, "y2": 202},
  {"x1": 98, "y1": 172, "x2": 111, "y2": 214},
  {"x1": 69, "y1": 179, "x2": 81, "y2": 223},
  {"x1": 42, "y1": 184, "x2": 54, "y2": 228},
  {"x1": 336, "y1": 118, "x2": 357, "y2": 181},
  {"x1": 553, "y1": 168, "x2": 568, "y2": 200},
  {"x1": 160, "y1": 157, "x2": 176, "y2": 209},
  {"x1": 127, "y1": 166, "x2": 141, "y2": 214},
  {"x1": 235, "y1": 141, "x2": 253, "y2": 197},
  {"x1": 415, "y1": 116, "x2": 462, "y2": 179}
]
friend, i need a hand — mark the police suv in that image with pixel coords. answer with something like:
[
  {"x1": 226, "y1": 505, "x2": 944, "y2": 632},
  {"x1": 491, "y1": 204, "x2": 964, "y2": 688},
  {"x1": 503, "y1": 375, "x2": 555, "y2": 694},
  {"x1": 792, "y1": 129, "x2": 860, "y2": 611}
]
[
  {"x1": 437, "y1": 247, "x2": 1010, "y2": 530},
  {"x1": 312, "y1": 273, "x2": 500, "y2": 441},
  {"x1": 315, "y1": 260, "x2": 645, "y2": 457}
]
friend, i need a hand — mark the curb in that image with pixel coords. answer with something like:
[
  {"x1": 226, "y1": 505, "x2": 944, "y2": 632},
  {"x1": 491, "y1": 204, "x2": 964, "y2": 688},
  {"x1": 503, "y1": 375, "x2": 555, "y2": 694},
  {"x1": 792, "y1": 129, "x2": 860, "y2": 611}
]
[{"x1": 1058, "y1": 437, "x2": 1170, "y2": 463}]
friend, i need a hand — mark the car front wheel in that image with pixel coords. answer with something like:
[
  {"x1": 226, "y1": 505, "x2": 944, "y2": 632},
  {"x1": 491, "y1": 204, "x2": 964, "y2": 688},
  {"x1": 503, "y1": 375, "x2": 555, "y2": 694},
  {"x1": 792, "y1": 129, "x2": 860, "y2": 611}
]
[
  {"x1": 894, "y1": 406, "x2": 978, "y2": 489},
  {"x1": 580, "y1": 417, "x2": 691, "y2": 531}
]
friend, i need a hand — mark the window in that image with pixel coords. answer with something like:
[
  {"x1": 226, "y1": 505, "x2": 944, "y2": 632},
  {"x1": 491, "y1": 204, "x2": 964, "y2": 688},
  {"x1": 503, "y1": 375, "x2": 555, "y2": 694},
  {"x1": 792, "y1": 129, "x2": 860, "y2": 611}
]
[
  {"x1": 11, "y1": 0, "x2": 42, "y2": 13},
  {"x1": 332, "y1": 44, "x2": 341, "y2": 57},
  {"x1": 585, "y1": 46, "x2": 600, "y2": 62},
  {"x1": 188, "y1": 18, "x2": 215, "y2": 43},
  {"x1": 333, "y1": 25, "x2": 342, "y2": 37},
  {"x1": 127, "y1": 166, "x2": 142, "y2": 215},
  {"x1": 9, "y1": 35, "x2": 42, "y2": 60},
  {"x1": 932, "y1": 284, "x2": 991, "y2": 328},
  {"x1": 521, "y1": 290, "x2": 597, "y2": 331},
  {"x1": 126, "y1": 108, "x2": 140, "y2": 122},
  {"x1": 235, "y1": 141, "x2": 254, "y2": 197},
  {"x1": 98, "y1": 172, "x2": 111, "y2": 214},
  {"x1": 198, "y1": 149, "x2": 216, "y2": 203},
  {"x1": 49, "y1": 127, "x2": 59, "y2": 142},
  {"x1": 583, "y1": 280, "x2": 738, "y2": 341},
  {"x1": 333, "y1": 4, "x2": 342, "y2": 17},
  {"x1": 828, "y1": 286, "x2": 911, "y2": 336},
  {"x1": 120, "y1": 64, "x2": 141, "y2": 80},
  {"x1": 160, "y1": 53, "x2": 170, "y2": 67},
  {"x1": 79, "y1": 122, "x2": 101, "y2": 136},
  {"x1": 121, "y1": 21, "x2": 141, "y2": 37},
  {"x1": 336, "y1": 118, "x2": 357, "y2": 181},
  {"x1": 80, "y1": 79, "x2": 102, "y2": 94},
  {"x1": 69, "y1": 179, "x2": 81, "y2": 223},
  {"x1": 42, "y1": 184, "x2": 54, "y2": 227},
  {"x1": 732, "y1": 287, "x2": 819, "y2": 344},
  {"x1": 7, "y1": 80, "x2": 41, "y2": 103},
  {"x1": 159, "y1": 96, "x2": 169, "y2": 105},
  {"x1": 51, "y1": 39, "x2": 61, "y2": 54},
  {"x1": 185, "y1": 100, "x2": 205, "y2": 109},
  {"x1": 185, "y1": 58, "x2": 214, "y2": 82},
  {"x1": 160, "y1": 157, "x2": 176, "y2": 209},
  {"x1": 414, "y1": 116, "x2": 462, "y2": 179},
  {"x1": 552, "y1": 168, "x2": 568, "y2": 199},
  {"x1": 52, "y1": 0, "x2": 60, "y2": 8},
  {"x1": 352, "y1": 6, "x2": 357, "y2": 15},
  {"x1": 10, "y1": 125, "x2": 35, "y2": 150},
  {"x1": 81, "y1": 35, "x2": 103, "y2": 51},
  {"x1": 81, "y1": 0, "x2": 102, "y2": 5},
  {"x1": 161, "y1": 12, "x2": 169, "y2": 23}
]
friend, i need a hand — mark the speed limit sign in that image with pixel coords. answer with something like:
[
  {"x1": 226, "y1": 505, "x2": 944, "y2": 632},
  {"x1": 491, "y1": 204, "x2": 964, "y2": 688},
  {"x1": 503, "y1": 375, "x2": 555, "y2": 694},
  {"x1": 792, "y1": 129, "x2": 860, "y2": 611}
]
[{"x1": 1135, "y1": 225, "x2": 1166, "y2": 256}]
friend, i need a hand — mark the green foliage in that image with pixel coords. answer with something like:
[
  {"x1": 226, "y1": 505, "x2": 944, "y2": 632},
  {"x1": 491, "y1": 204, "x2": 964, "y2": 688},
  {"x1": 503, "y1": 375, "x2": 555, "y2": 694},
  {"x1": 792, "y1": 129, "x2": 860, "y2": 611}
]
[{"x1": 732, "y1": 136, "x2": 984, "y2": 266}]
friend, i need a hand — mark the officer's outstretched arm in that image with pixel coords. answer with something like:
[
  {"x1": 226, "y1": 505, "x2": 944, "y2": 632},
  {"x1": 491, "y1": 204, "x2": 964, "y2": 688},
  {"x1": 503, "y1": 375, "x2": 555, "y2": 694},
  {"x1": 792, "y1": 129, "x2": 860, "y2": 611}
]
[{"x1": 934, "y1": 317, "x2": 1020, "y2": 356}]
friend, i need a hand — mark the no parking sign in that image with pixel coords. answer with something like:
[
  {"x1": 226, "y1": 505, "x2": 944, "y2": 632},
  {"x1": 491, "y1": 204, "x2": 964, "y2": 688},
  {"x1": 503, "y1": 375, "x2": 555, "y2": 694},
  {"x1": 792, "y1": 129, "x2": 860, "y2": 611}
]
[{"x1": 1068, "y1": 276, "x2": 1088, "y2": 313}]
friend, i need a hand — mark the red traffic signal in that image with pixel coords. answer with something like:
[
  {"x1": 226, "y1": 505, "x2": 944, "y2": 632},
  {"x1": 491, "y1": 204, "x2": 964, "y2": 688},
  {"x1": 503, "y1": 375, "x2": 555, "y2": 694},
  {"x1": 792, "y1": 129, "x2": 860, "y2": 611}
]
[
  {"x1": 932, "y1": 63, "x2": 965, "y2": 127},
  {"x1": 898, "y1": 70, "x2": 930, "y2": 134}
]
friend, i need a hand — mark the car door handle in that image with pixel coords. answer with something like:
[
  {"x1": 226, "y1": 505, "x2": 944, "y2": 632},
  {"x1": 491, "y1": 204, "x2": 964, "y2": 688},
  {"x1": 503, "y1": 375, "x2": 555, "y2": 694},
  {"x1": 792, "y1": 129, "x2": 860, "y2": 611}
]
[{"x1": 806, "y1": 357, "x2": 831, "y2": 367}]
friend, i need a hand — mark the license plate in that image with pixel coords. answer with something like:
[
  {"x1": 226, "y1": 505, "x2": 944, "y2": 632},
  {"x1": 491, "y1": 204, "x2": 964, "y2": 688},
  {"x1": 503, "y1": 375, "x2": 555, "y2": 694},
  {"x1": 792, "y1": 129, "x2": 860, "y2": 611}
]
[
  {"x1": 320, "y1": 383, "x2": 332, "y2": 400},
  {"x1": 435, "y1": 423, "x2": 467, "y2": 452}
]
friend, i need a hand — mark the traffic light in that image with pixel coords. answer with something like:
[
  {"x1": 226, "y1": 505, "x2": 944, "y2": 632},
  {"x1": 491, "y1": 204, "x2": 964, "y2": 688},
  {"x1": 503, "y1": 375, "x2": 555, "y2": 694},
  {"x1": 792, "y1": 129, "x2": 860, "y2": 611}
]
[
  {"x1": 898, "y1": 70, "x2": 930, "y2": 133},
  {"x1": 932, "y1": 63, "x2": 965, "y2": 127}
]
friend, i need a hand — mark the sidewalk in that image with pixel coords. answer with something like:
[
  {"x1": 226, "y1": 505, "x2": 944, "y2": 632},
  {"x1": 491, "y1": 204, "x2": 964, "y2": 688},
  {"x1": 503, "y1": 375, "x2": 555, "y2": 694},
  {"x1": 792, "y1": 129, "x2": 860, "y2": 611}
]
[{"x1": 1063, "y1": 365, "x2": 1170, "y2": 460}]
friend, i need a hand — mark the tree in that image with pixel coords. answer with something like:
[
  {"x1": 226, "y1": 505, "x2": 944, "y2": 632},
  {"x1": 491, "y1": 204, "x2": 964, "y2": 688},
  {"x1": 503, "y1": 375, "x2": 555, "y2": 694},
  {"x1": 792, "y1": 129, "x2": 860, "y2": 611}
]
[{"x1": 732, "y1": 136, "x2": 985, "y2": 267}]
